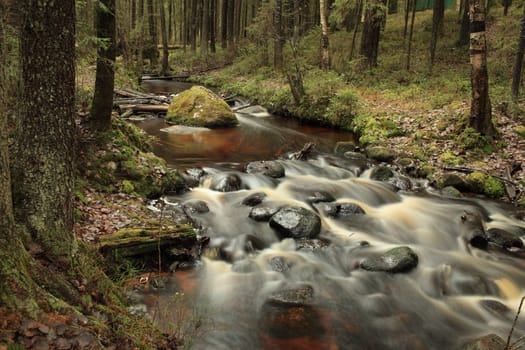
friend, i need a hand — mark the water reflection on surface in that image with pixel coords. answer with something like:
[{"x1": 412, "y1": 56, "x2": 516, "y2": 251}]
[{"x1": 135, "y1": 114, "x2": 354, "y2": 169}]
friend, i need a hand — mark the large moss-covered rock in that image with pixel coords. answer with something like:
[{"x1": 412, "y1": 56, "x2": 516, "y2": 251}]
[{"x1": 166, "y1": 86, "x2": 238, "y2": 128}]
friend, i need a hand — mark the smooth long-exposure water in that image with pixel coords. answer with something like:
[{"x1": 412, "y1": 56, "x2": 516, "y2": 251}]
[{"x1": 135, "y1": 80, "x2": 525, "y2": 350}]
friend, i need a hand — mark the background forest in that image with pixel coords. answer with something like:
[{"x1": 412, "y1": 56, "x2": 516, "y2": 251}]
[{"x1": 1, "y1": 0, "x2": 525, "y2": 348}]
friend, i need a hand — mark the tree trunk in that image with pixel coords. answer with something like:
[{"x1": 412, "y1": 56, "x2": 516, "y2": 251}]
[
  {"x1": 319, "y1": 0, "x2": 330, "y2": 70},
  {"x1": 190, "y1": 0, "x2": 198, "y2": 53},
  {"x1": 201, "y1": 0, "x2": 210, "y2": 55},
  {"x1": 469, "y1": 0, "x2": 495, "y2": 136},
  {"x1": 403, "y1": 0, "x2": 411, "y2": 39},
  {"x1": 132, "y1": 0, "x2": 137, "y2": 29},
  {"x1": 429, "y1": 0, "x2": 444, "y2": 72},
  {"x1": 360, "y1": 0, "x2": 384, "y2": 68},
  {"x1": 227, "y1": 0, "x2": 235, "y2": 48},
  {"x1": 147, "y1": 0, "x2": 159, "y2": 65},
  {"x1": 210, "y1": 0, "x2": 217, "y2": 52},
  {"x1": 503, "y1": 0, "x2": 511, "y2": 16},
  {"x1": 15, "y1": 0, "x2": 76, "y2": 260},
  {"x1": 406, "y1": 0, "x2": 417, "y2": 70},
  {"x1": 168, "y1": 0, "x2": 173, "y2": 43},
  {"x1": 350, "y1": 0, "x2": 363, "y2": 60},
  {"x1": 159, "y1": 0, "x2": 169, "y2": 75},
  {"x1": 91, "y1": 0, "x2": 117, "y2": 131},
  {"x1": 457, "y1": 0, "x2": 470, "y2": 46},
  {"x1": 221, "y1": 0, "x2": 228, "y2": 48},
  {"x1": 274, "y1": 0, "x2": 284, "y2": 70},
  {"x1": 511, "y1": 3, "x2": 525, "y2": 100}
]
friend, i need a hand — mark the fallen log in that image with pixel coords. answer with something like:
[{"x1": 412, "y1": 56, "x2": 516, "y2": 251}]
[
  {"x1": 99, "y1": 225, "x2": 196, "y2": 259},
  {"x1": 115, "y1": 88, "x2": 169, "y2": 104},
  {"x1": 118, "y1": 104, "x2": 169, "y2": 113}
]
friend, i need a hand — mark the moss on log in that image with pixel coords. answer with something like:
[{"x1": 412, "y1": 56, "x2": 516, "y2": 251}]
[{"x1": 99, "y1": 225, "x2": 196, "y2": 258}]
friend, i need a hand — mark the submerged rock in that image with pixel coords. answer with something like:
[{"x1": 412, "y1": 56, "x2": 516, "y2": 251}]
[
  {"x1": 360, "y1": 246, "x2": 419, "y2": 273},
  {"x1": 246, "y1": 160, "x2": 285, "y2": 178},
  {"x1": 269, "y1": 256, "x2": 293, "y2": 273},
  {"x1": 487, "y1": 227, "x2": 523, "y2": 249},
  {"x1": 269, "y1": 206, "x2": 322, "y2": 239},
  {"x1": 461, "y1": 333, "x2": 505, "y2": 350},
  {"x1": 267, "y1": 284, "x2": 315, "y2": 306},
  {"x1": 166, "y1": 86, "x2": 238, "y2": 128}
]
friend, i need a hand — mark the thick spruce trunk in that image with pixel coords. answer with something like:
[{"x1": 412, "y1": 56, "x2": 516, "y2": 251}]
[
  {"x1": 15, "y1": 0, "x2": 76, "y2": 260},
  {"x1": 469, "y1": 0, "x2": 495, "y2": 136},
  {"x1": 91, "y1": 0, "x2": 116, "y2": 131}
]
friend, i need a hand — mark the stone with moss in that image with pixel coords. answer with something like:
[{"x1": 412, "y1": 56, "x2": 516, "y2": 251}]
[
  {"x1": 464, "y1": 172, "x2": 505, "y2": 198},
  {"x1": 166, "y1": 86, "x2": 238, "y2": 128},
  {"x1": 365, "y1": 146, "x2": 397, "y2": 162},
  {"x1": 334, "y1": 141, "x2": 358, "y2": 156}
]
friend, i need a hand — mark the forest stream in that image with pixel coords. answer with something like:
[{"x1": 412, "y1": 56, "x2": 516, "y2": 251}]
[{"x1": 132, "y1": 80, "x2": 525, "y2": 350}]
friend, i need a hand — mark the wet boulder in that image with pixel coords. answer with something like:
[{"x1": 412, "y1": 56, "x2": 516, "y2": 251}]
[
  {"x1": 166, "y1": 86, "x2": 238, "y2": 128},
  {"x1": 487, "y1": 228, "x2": 523, "y2": 249},
  {"x1": 459, "y1": 210, "x2": 488, "y2": 249},
  {"x1": 182, "y1": 168, "x2": 207, "y2": 187},
  {"x1": 360, "y1": 246, "x2": 419, "y2": 273},
  {"x1": 260, "y1": 284, "x2": 320, "y2": 339},
  {"x1": 242, "y1": 192, "x2": 267, "y2": 206},
  {"x1": 370, "y1": 166, "x2": 394, "y2": 181},
  {"x1": 366, "y1": 146, "x2": 397, "y2": 162},
  {"x1": 334, "y1": 141, "x2": 358, "y2": 156},
  {"x1": 269, "y1": 206, "x2": 322, "y2": 239},
  {"x1": 182, "y1": 200, "x2": 210, "y2": 214},
  {"x1": 461, "y1": 333, "x2": 505, "y2": 350},
  {"x1": 210, "y1": 173, "x2": 243, "y2": 192},
  {"x1": 246, "y1": 160, "x2": 285, "y2": 178},
  {"x1": 269, "y1": 256, "x2": 293, "y2": 273},
  {"x1": 249, "y1": 206, "x2": 280, "y2": 222},
  {"x1": 323, "y1": 202, "x2": 366, "y2": 217},
  {"x1": 267, "y1": 284, "x2": 315, "y2": 305},
  {"x1": 306, "y1": 191, "x2": 336, "y2": 204}
]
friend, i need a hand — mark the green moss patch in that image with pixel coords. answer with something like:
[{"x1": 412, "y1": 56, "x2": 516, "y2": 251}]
[{"x1": 166, "y1": 86, "x2": 237, "y2": 128}]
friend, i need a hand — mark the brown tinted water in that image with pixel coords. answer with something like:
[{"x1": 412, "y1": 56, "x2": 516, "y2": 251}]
[{"x1": 135, "y1": 80, "x2": 525, "y2": 350}]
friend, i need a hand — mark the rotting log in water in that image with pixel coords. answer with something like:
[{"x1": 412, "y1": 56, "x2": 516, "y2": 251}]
[
  {"x1": 117, "y1": 104, "x2": 169, "y2": 114},
  {"x1": 99, "y1": 225, "x2": 196, "y2": 259}
]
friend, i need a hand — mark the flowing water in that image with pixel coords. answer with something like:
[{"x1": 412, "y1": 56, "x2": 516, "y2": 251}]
[{"x1": 136, "y1": 81, "x2": 525, "y2": 349}]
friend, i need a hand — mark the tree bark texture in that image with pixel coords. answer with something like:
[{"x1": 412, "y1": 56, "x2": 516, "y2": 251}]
[
  {"x1": 511, "y1": 2, "x2": 525, "y2": 100},
  {"x1": 210, "y1": 0, "x2": 217, "y2": 52},
  {"x1": 201, "y1": 0, "x2": 210, "y2": 55},
  {"x1": 469, "y1": 0, "x2": 495, "y2": 136},
  {"x1": 429, "y1": 0, "x2": 444, "y2": 71},
  {"x1": 16, "y1": 0, "x2": 76, "y2": 259},
  {"x1": 360, "y1": 0, "x2": 384, "y2": 68},
  {"x1": 159, "y1": 0, "x2": 170, "y2": 75},
  {"x1": 406, "y1": 0, "x2": 417, "y2": 70},
  {"x1": 91, "y1": 0, "x2": 116, "y2": 131},
  {"x1": 147, "y1": 0, "x2": 159, "y2": 64},
  {"x1": 274, "y1": 0, "x2": 284, "y2": 70},
  {"x1": 221, "y1": 0, "x2": 228, "y2": 48},
  {"x1": 457, "y1": 0, "x2": 470, "y2": 46},
  {"x1": 319, "y1": 0, "x2": 330, "y2": 70}
]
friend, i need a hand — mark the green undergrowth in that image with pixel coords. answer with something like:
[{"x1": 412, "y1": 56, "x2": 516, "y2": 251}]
[{"x1": 80, "y1": 118, "x2": 185, "y2": 198}]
